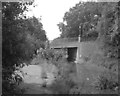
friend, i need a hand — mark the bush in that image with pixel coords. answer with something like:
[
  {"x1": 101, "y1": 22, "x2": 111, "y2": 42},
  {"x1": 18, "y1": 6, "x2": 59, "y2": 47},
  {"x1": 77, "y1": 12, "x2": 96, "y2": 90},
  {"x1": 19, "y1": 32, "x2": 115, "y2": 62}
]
[
  {"x1": 102, "y1": 58, "x2": 118, "y2": 72},
  {"x1": 47, "y1": 61, "x2": 77, "y2": 94},
  {"x1": 33, "y1": 48, "x2": 77, "y2": 94},
  {"x1": 48, "y1": 75, "x2": 76, "y2": 94},
  {"x1": 2, "y1": 71, "x2": 25, "y2": 95},
  {"x1": 31, "y1": 48, "x2": 67, "y2": 65},
  {"x1": 69, "y1": 86, "x2": 82, "y2": 94},
  {"x1": 94, "y1": 70, "x2": 118, "y2": 91},
  {"x1": 2, "y1": 62, "x2": 30, "y2": 95}
]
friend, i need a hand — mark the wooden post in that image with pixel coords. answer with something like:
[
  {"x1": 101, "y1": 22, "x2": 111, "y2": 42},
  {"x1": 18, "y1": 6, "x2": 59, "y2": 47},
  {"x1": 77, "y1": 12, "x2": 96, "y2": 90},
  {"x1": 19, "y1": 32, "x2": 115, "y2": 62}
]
[
  {"x1": 78, "y1": 35, "x2": 81, "y2": 42},
  {"x1": 78, "y1": 24, "x2": 83, "y2": 42}
]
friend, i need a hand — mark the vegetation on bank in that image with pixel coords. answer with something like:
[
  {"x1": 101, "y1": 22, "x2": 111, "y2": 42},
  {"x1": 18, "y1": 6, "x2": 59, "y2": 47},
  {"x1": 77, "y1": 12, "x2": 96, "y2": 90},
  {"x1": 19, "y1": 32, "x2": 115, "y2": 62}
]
[{"x1": 57, "y1": 1, "x2": 119, "y2": 94}]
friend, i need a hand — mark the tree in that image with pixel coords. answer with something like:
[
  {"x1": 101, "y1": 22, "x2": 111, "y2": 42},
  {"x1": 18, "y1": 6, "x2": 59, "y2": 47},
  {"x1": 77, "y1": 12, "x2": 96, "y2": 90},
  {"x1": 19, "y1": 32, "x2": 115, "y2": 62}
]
[
  {"x1": 2, "y1": 1, "x2": 48, "y2": 94},
  {"x1": 100, "y1": 2, "x2": 119, "y2": 59},
  {"x1": 58, "y1": 1, "x2": 119, "y2": 64},
  {"x1": 2, "y1": 2, "x2": 47, "y2": 69},
  {"x1": 58, "y1": 2, "x2": 102, "y2": 39},
  {"x1": 2, "y1": 2, "x2": 30, "y2": 68},
  {"x1": 58, "y1": 2, "x2": 118, "y2": 42}
]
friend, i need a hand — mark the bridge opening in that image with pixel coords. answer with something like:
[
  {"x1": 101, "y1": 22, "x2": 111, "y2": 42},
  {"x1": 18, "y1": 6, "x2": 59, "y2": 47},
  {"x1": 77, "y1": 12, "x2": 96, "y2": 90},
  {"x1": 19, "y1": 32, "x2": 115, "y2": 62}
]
[{"x1": 67, "y1": 47, "x2": 77, "y2": 62}]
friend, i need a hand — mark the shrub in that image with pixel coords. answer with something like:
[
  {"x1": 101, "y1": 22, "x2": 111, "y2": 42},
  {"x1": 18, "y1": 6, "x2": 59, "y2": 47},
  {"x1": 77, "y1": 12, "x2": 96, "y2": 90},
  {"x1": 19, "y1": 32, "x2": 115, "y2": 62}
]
[
  {"x1": 47, "y1": 61, "x2": 77, "y2": 94},
  {"x1": 48, "y1": 75, "x2": 76, "y2": 94},
  {"x1": 31, "y1": 48, "x2": 67, "y2": 66},
  {"x1": 2, "y1": 62, "x2": 30, "y2": 95},
  {"x1": 69, "y1": 86, "x2": 82, "y2": 94},
  {"x1": 102, "y1": 58, "x2": 118, "y2": 72},
  {"x1": 2, "y1": 69, "x2": 25, "y2": 95},
  {"x1": 33, "y1": 48, "x2": 77, "y2": 94},
  {"x1": 94, "y1": 70, "x2": 118, "y2": 91}
]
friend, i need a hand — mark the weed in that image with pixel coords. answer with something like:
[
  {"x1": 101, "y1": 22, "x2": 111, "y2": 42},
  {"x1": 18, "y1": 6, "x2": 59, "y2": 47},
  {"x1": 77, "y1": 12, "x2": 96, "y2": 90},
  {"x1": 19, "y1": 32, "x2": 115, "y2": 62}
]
[{"x1": 94, "y1": 70, "x2": 118, "y2": 91}]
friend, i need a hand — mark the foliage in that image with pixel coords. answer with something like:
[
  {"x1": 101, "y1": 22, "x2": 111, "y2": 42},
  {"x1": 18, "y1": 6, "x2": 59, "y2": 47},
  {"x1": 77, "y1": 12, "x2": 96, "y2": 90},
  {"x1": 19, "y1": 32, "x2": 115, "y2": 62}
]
[
  {"x1": 2, "y1": 71, "x2": 25, "y2": 95},
  {"x1": 58, "y1": 2, "x2": 119, "y2": 59},
  {"x1": 35, "y1": 48, "x2": 76, "y2": 75},
  {"x1": 58, "y1": 2, "x2": 118, "y2": 41},
  {"x1": 2, "y1": 2, "x2": 47, "y2": 68},
  {"x1": 58, "y1": 2, "x2": 102, "y2": 38},
  {"x1": 31, "y1": 48, "x2": 76, "y2": 94},
  {"x1": 48, "y1": 76, "x2": 76, "y2": 94},
  {"x1": 50, "y1": 65, "x2": 76, "y2": 94},
  {"x1": 58, "y1": 4, "x2": 119, "y2": 94},
  {"x1": 2, "y1": 61, "x2": 29, "y2": 94},
  {"x1": 97, "y1": 2, "x2": 119, "y2": 60},
  {"x1": 2, "y1": 80, "x2": 24, "y2": 95},
  {"x1": 2, "y1": 1, "x2": 47, "y2": 94},
  {"x1": 31, "y1": 48, "x2": 67, "y2": 65},
  {"x1": 47, "y1": 62, "x2": 76, "y2": 94},
  {"x1": 93, "y1": 70, "x2": 118, "y2": 91}
]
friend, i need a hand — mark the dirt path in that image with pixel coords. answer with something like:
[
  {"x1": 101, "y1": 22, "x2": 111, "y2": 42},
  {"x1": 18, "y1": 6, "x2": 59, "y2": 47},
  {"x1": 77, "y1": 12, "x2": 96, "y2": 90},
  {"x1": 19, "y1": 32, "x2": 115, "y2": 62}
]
[
  {"x1": 17, "y1": 64, "x2": 58, "y2": 94},
  {"x1": 18, "y1": 81, "x2": 53, "y2": 94}
]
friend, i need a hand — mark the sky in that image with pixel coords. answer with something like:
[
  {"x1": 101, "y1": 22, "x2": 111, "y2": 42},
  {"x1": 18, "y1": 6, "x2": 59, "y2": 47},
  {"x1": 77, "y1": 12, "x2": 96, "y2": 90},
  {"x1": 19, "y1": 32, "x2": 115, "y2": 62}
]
[{"x1": 26, "y1": 0, "x2": 89, "y2": 40}]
